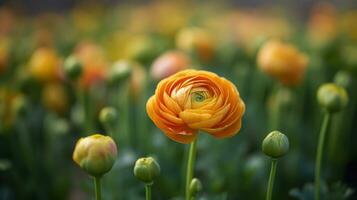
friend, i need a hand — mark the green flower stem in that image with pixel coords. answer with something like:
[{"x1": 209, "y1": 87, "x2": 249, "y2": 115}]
[
  {"x1": 104, "y1": 124, "x2": 115, "y2": 138},
  {"x1": 94, "y1": 176, "x2": 102, "y2": 200},
  {"x1": 80, "y1": 90, "x2": 92, "y2": 135},
  {"x1": 314, "y1": 113, "x2": 331, "y2": 200},
  {"x1": 270, "y1": 83, "x2": 285, "y2": 130},
  {"x1": 266, "y1": 159, "x2": 277, "y2": 200},
  {"x1": 145, "y1": 184, "x2": 152, "y2": 200},
  {"x1": 185, "y1": 139, "x2": 198, "y2": 200},
  {"x1": 117, "y1": 83, "x2": 130, "y2": 146},
  {"x1": 129, "y1": 95, "x2": 137, "y2": 148}
]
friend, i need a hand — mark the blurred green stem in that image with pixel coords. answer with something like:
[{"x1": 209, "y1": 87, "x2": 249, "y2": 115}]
[
  {"x1": 94, "y1": 176, "x2": 102, "y2": 200},
  {"x1": 266, "y1": 159, "x2": 277, "y2": 200},
  {"x1": 81, "y1": 90, "x2": 92, "y2": 134},
  {"x1": 104, "y1": 124, "x2": 115, "y2": 137},
  {"x1": 270, "y1": 83, "x2": 284, "y2": 130},
  {"x1": 185, "y1": 139, "x2": 197, "y2": 200},
  {"x1": 145, "y1": 184, "x2": 152, "y2": 200},
  {"x1": 129, "y1": 95, "x2": 137, "y2": 148},
  {"x1": 116, "y1": 82, "x2": 130, "y2": 146},
  {"x1": 314, "y1": 113, "x2": 331, "y2": 200}
]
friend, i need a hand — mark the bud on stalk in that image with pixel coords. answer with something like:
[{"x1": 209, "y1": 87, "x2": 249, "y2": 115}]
[
  {"x1": 134, "y1": 157, "x2": 160, "y2": 200},
  {"x1": 317, "y1": 83, "x2": 348, "y2": 113},
  {"x1": 262, "y1": 130, "x2": 289, "y2": 200},
  {"x1": 73, "y1": 134, "x2": 118, "y2": 200},
  {"x1": 314, "y1": 82, "x2": 349, "y2": 200},
  {"x1": 63, "y1": 56, "x2": 83, "y2": 80},
  {"x1": 262, "y1": 131, "x2": 289, "y2": 159}
]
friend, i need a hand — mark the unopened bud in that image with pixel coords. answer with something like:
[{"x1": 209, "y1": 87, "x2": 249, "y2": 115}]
[
  {"x1": 64, "y1": 56, "x2": 82, "y2": 80},
  {"x1": 133, "y1": 157, "x2": 160, "y2": 184},
  {"x1": 189, "y1": 178, "x2": 202, "y2": 196},
  {"x1": 108, "y1": 61, "x2": 132, "y2": 84},
  {"x1": 262, "y1": 131, "x2": 289, "y2": 159},
  {"x1": 12, "y1": 96, "x2": 27, "y2": 116},
  {"x1": 334, "y1": 71, "x2": 352, "y2": 89},
  {"x1": 317, "y1": 83, "x2": 348, "y2": 113},
  {"x1": 72, "y1": 134, "x2": 117, "y2": 177},
  {"x1": 99, "y1": 107, "x2": 117, "y2": 128}
]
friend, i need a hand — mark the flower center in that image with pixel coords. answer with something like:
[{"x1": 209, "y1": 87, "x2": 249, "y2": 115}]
[
  {"x1": 192, "y1": 91, "x2": 206, "y2": 102},
  {"x1": 189, "y1": 88, "x2": 213, "y2": 109}
]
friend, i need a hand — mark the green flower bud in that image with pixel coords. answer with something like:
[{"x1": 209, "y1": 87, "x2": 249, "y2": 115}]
[
  {"x1": 133, "y1": 157, "x2": 160, "y2": 184},
  {"x1": 262, "y1": 131, "x2": 289, "y2": 158},
  {"x1": 99, "y1": 107, "x2": 117, "y2": 128},
  {"x1": 63, "y1": 56, "x2": 82, "y2": 80},
  {"x1": 51, "y1": 118, "x2": 69, "y2": 136},
  {"x1": 334, "y1": 71, "x2": 352, "y2": 89},
  {"x1": 12, "y1": 96, "x2": 27, "y2": 116},
  {"x1": 190, "y1": 178, "x2": 202, "y2": 196},
  {"x1": 317, "y1": 83, "x2": 348, "y2": 113},
  {"x1": 73, "y1": 134, "x2": 117, "y2": 177},
  {"x1": 108, "y1": 61, "x2": 132, "y2": 84}
]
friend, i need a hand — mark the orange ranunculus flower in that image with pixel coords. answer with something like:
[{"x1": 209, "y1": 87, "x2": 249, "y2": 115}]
[
  {"x1": 146, "y1": 69, "x2": 245, "y2": 144},
  {"x1": 257, "y1": 39, "x2": 308, "y2": 86}
]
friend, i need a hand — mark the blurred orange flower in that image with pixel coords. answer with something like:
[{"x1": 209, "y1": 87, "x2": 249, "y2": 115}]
[
  {"x1": 257, "y1": 40, "x2": 308, "y2": 86},
  {"x1": 0, "y1": 88, "x2": 23, "y2": 129},
  {"x1": 0, "y1": 37, "x2": 9, "y2": 75},
  {"x1": 307, "y1": 2, "x2": 337, "y2": 48},
  {"x1": 146, "y1": 69, "x2": 245, "y2": 143},
  {"x1": 42, "y1": 83, "x2": 68, "y2": 114},
  {"x1": 28, "y1": 47, "x2": 62, "y2": 82},
  {"x1": 176, "y1": 27, "x2": 215, "y2": 62},
  {"x1": 75, "y1": 42, "x2": 107, "y2": 90}
]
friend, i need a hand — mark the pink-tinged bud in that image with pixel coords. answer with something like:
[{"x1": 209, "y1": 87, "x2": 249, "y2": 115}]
[
  {"x1": 151, "y1": 51, "x2": 191, "y2": 80},
  {"x1": 73, "y1": 134, "x2": 117, "y2": 177}
]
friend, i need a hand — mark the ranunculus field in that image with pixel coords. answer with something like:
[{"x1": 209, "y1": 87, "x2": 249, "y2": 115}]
[{"x1": 0, "y1": 1, "x2": 356, "y2": 200}]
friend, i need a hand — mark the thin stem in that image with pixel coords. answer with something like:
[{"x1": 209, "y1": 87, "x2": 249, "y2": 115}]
[
  {"x1": 94, "y1": 176, "x2": 102, "y2": 200},
  {"x1": 81, "y1": 90, "x2": 92, "y2": 135},
  {"x1": 104, "y1": 124, "x2": 115, "y2": 138},
  {"x1": 314, "y1": 113, "x2": 331, "y2": 200},
  {"x1": 266, "y1": 159, "x2": 278, "y2": 200},
  {"x1": 117, "y1": 82, "x2": 130, "y2": 146},
  {"x1": 270, "y1": 83, "x2": 285, "y2": 130},
  {"x1": 145, "y1": 184, "x2": 152, "y2": 200},
  {"x1": 185, "y1": 139, "x2": 198, "y2": 200}
]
